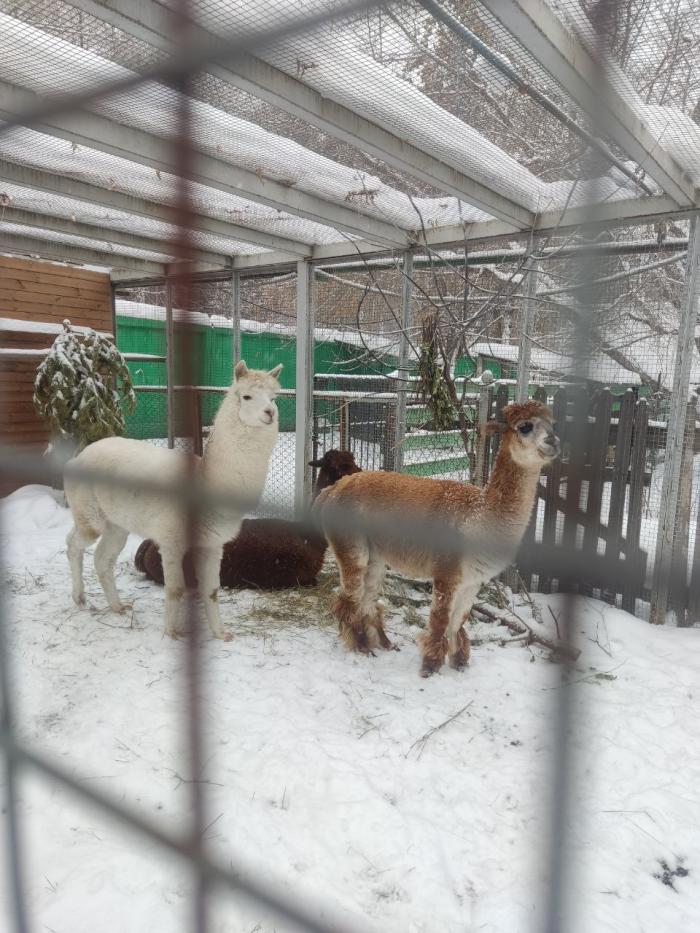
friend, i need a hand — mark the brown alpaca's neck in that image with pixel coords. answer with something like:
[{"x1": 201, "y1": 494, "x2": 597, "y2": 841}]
[{"x1": 483, "y1": 442, "x2": 542, "y2": 528}]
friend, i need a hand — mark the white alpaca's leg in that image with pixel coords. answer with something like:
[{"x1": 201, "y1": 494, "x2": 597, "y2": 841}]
[
  {"x1": 161, "y1": 547, "x2": 186, "y2": 638},
  {"x1": 67, "y1": 523, "x2": 98, "y2": 606},
  {"x1": 94, "y1": 522, "x2": 130, "y2": 612},
  {"x1": 194, "y1": 546, "x2": 231, "y2": 641}
]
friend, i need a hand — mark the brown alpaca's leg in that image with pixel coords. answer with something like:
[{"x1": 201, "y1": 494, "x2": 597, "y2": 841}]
[
  {"x1": 419, "y1": 571, "x2": 459, "y2": 677},
  {"x1": 331, "y1": 540, "x2": 373, "y2": 654},
  {"x1": 447, "y1": 583, "x2": 477, "y2": 671},
  {"x1": 144, "y1": 541, "x2": 165, "y2": 585},
  {"x1": 363, "y1": 556, "x2": 394, "y2": 650}
]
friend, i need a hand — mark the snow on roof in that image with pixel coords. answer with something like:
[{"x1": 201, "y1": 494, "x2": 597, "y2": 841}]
[
  {"x1": 0, "y1": 11, "x2": 493, "y2": 232},
  {"x1": 471, "y1": 341, "x2": 643, "y2": 386},
  {"x1": 640, "y1": 105, "x2": 700, "y2": 186},
  {"x1": 0, "y1": 0, "x2": 680, "y2": 271},
  {"x1": 0, "y1": 347, "x2": 51, "y2": 357},
  {"x1": 0, "y1": 317, "x2": 110, "y2": 337},
  {"x1": 114, "y1": 300, "x2": 400, "y2": 355}
]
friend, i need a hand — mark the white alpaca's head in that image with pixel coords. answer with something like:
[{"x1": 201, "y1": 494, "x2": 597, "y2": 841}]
[
  {"x1": 489, "y1": 401, "x2": 560, "y2": 469},
  {"x1": 233, "y1": 360, "x2": 283, "y2": 428}
]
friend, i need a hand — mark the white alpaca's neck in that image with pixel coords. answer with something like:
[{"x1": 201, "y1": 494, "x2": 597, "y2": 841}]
[{"x1": 203, "y1": 390, "x2": 278, "y2": 505}]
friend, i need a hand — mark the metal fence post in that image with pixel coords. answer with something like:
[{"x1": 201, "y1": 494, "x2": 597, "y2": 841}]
[
  {"x1": 393, "y1": 250, "x2": 414, "y2": 473},
  {"x1": 295, "y1": 259, "x2": 314, "y2": 513},
  {"x1": 516, "y1": 236, "x2": 539, "y2": 402},
  {"x1": 165, "y1": 278, "x2": 175, "y2": 449},
  {"x1": 231, "y1": 269, "x2": 241, "y2": 367},
  {"x1": 651, "y1": 215, "x2": 700, "y2": 624}
]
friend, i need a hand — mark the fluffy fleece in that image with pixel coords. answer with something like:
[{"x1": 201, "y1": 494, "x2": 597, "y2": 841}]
[
  {"x1": 317, "y1": 401, "x2": 560, "y2": 676},
  {"x1": 64, "y1": 361, "x2": 282, "y2": 639},
  {"x1": 135, "y1": 448, "x2": 361, "y2": 589}
]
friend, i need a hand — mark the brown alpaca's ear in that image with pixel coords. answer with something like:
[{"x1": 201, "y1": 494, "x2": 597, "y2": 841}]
[
  {"x1": 482, "y1": 420, "x2": 506, "y2": 436},
  {"x1": 308, "y1": 459, "x2": 323, "y2": 468}
]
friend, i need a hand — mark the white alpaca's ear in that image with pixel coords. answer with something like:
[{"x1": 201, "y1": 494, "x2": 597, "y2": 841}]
[
  {"x1": 234, "y1": 360, "x2": 249, "y2": 380},
  {"x1": 268, "y1": 363, "x2": 283, "y2": 379}
]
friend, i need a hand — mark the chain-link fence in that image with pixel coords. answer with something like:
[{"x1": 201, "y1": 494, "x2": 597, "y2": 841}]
[
  {"x1": 1, "y1": 0, "x2": 700, "y2": 932},
  {"x1": 112, "y1": 226, "x2": 698, "y2": 614}
]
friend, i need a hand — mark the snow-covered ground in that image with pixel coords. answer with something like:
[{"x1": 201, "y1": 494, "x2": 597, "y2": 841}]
[{"x1": 1, "y1": 485, "x2": 700, "y2": 932}]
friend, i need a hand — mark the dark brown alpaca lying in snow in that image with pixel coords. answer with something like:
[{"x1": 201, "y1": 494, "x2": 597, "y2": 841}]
[
  {"x1": 316, "y1": 402, "x2": 560, "y2": 677},
  {"x1": 135, "y1": 449, "x2": 360, "y2": 590}
]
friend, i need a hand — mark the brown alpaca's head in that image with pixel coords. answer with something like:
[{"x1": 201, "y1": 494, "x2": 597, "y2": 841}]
[
  {"x1": 487, "y1": 401, "x2": 560, "y2": 467},
  {"x1": 309, "y1": 449, "x2": 361, "y2": 499}
]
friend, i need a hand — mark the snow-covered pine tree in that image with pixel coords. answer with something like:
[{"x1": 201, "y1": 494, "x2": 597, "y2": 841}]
[{"x1": 33, "y1": 319, "x2": 137, "y2": 452}]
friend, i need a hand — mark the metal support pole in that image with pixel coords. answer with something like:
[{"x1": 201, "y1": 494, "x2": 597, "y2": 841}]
[
  {"x1": 393, "y1": 250, "x2": 414, "y2": 473},
  {"x1": 165, "y1": 278, "x2": 175, "y2": 450},
  {"x1": 516, "y1": 238, "x2": 539, "y2": 403},
  {"x1": 231, "y1": 269, "x2": 241, "y2": 368},
  {"x1": 295, "y1": 259, "x2": 315, "y2": 513},
  {"x1": 651, "y1": 215, "x2": 700, "y2": 624}
]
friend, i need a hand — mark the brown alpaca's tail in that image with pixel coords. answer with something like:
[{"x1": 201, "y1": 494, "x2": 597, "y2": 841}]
[{"x1": 134, "y1": 538, "x2": 153, "y2": 574}]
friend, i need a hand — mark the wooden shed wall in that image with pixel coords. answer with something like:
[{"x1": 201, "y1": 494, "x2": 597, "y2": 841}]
[{"x1": 0, "y1": 255, "x2": 113, "y2": 496}]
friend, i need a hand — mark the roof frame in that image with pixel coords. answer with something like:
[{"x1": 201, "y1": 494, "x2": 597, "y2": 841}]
[
  {"x1": 0, "y1": 205, "x2": 230, "y2": 267},
  {"x1": 59, "y1": 0, "x2": 536, "y2": 229},
  {"x1": 0, "y1": 161, "x2": 308, "y2": 257},
  {"x1": 0, "y1": 232, "x2": 166, "y2": 276},
  {"x1": 0, "y1": 81, "x2": 409, "y2": 250},
  {"x1": 0, "y1": 1, "x2": 697, "y2": 280},
  {"x1": 477, "y1": 0, "x2": 698, "y2": 207},
  {"x1": 232, "y1": 196, "x2": 700, "y2": 271}
]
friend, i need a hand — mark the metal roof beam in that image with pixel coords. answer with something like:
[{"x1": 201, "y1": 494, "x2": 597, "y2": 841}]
[
  {"x1": 0, "y1": 160, "x2": 310, "y2": 258},
  {"x1": 60, "y1": 0, "x2": 535, "y2": 229},
  {"x1": 0, "y1": 81, "x2": 408, "y2": 250},
  {"x1": 477, "y1": 0, "x2": 698, "y2": 207},
  {"x1": 0, "y1": 232, "x2": 166, "y2": 276},
  {"x1": 232, "y1": 196, "x2": 699, "y2": 268},
  {"x1": 0, "y1": 160, "x2": 307, "y2": 256},
  {"x1": 1, "y1": 206, "x2": 230, "y2": 267}
]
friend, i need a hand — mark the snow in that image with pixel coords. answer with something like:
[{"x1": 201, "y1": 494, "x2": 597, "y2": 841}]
[
  {"x1": 471, "y1": 341, "x2": 643, "y2": 386},
  {"x1": 0, "y1": 348, "x2": 52, "y2": 358},
  {"x1": 0, "y1": 317, "x2": 110, "y2": 338},
  {"x1": 0, "y1": 252, "x2": 111, "y2": 274},
  {"x1": 2, "y1": 481, "x2": 700, "y2": 932},
  {"x1": 116, "y1": 299, "x2": 400, "y2": 355}
]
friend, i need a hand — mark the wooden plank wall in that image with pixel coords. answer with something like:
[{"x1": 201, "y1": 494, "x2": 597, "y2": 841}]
[
  {"x1": 473, "y1": 386, "x2": 652, "y2": 608},
  {"x1": 0, "y1": 255, "x2": 112, "y2": 496}
]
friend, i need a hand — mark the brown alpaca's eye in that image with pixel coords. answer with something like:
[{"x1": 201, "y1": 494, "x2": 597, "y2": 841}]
[
  {"x1": 242, "y1": 394, "x2": 252, "y2": 401},
  {"x1": 518, "y1": 421, "x2": 534, "y2": 435}
]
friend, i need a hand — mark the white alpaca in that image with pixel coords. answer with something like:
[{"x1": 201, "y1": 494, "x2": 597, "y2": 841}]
[{"x1": 64, "y1": 361, "x2": 282, "y2": 640}]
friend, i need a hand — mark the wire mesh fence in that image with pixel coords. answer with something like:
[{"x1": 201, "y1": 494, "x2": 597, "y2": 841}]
[{"x1": 1, "y1": 0, "x2": 700, "y2": 931}]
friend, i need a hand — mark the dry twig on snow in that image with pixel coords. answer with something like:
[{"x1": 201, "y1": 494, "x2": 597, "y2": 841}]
[{"x1": 472, "y1": 604, "x2": 580, "y2": 662}]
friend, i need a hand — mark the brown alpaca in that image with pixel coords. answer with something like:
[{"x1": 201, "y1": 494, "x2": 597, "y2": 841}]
[
  {"x1": 317, "y1": 402, "x2": 559, "y2": 677},
  {"x1": 135, "y1": 449, "x2": 360, "y2": 590}
]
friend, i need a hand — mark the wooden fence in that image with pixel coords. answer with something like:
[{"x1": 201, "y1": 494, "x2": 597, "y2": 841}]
[
  {"x1": 473, "y1": 385, "x2": 698, "y2": 618},
  {"x1": 499, "y1": 387, "x2": 651, "y2": 612}
]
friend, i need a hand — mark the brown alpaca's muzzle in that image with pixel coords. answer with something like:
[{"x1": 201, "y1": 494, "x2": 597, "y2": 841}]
[{"x1": 540, "y1": 432, "x2": 561, "y2": 459}]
